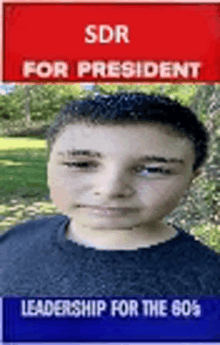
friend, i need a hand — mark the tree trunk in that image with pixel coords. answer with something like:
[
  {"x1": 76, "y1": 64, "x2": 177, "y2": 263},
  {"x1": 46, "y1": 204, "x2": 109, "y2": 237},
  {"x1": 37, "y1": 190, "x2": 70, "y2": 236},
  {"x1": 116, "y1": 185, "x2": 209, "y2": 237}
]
[{"x1": 25, "y1": 85, "x2": 31, "y2": 123}]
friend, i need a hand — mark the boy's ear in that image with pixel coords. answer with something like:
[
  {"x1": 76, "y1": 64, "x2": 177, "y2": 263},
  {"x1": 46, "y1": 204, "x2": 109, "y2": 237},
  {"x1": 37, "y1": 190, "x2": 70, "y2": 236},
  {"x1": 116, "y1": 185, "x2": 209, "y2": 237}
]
[
  {"x1": 185, "y1": 168, "x2": 202, "y2": 192},
  {"x1": 186, "y1": 168, "x2": 202, "y2": 188},
  {"x1": 193, "y1": 168, "x2": 202, "y2": 178},
  {"x1": 190, "y1": 168, "x2": 202, "y2": 183}
]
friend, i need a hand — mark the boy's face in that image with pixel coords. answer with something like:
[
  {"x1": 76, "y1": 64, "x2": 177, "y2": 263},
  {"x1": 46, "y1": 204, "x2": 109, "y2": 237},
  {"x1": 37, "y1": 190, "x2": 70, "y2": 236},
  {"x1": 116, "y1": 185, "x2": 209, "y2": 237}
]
[{"x1": 47, "y1": 123, "x2": 196, "y2": 231}]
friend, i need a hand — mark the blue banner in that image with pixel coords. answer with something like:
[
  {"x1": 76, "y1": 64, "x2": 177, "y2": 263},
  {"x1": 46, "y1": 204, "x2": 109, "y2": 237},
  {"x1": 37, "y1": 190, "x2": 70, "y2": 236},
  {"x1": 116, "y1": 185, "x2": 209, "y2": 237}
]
[{"x1": 2, "y1": 296, "x2": 220, "y2": 342}]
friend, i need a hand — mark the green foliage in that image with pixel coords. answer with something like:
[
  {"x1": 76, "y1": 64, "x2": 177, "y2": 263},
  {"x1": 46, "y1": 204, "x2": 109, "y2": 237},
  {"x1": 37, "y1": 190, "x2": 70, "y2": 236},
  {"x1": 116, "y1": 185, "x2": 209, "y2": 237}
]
[
  {"x1": 0, "y1": 85, "x2": 84, "y2": 122},
  {"x1": 0, "y1": 119, "x2": 49, "y2": 138},
  {"x1": 0, "y1": 95, "x2": 10, "y2": 119},
  {"x1": 29, "y1": 85, "x2": 83, "y2": 121},
  {"x1": 0, "y1": 90, "x2": 23, "y2": 120}
]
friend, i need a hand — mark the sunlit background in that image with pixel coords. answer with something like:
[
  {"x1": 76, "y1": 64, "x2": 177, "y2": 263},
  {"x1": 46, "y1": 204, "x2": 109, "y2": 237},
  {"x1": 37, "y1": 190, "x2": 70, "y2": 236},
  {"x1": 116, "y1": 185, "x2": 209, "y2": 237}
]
[{"x1": 0, "y1": 83, "x2": 15, "y2": 95}]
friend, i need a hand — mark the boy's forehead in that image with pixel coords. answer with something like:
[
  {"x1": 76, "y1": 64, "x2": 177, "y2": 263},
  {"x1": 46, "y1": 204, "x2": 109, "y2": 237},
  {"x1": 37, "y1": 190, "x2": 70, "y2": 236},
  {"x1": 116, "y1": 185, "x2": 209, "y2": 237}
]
[
  {"x1": 53, "y1": 123, "x2": 194, "y2": 162},
  {"x1": 56, "y1": 122, "x2": 186, "y2": 142}
]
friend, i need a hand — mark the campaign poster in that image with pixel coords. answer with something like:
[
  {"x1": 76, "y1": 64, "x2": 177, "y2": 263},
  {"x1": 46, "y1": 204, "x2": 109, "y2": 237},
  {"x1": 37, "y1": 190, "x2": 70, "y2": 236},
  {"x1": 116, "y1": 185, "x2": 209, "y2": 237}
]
[{"x1": 0, "y1": 1, "x2": 220, "y2": 344}]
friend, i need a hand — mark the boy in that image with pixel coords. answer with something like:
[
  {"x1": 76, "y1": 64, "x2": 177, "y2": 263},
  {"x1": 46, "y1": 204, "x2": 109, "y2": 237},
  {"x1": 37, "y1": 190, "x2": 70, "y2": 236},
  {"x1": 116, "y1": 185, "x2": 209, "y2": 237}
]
[{"x1": 1, "y1": 92, "x2": 220, "y2": 296}]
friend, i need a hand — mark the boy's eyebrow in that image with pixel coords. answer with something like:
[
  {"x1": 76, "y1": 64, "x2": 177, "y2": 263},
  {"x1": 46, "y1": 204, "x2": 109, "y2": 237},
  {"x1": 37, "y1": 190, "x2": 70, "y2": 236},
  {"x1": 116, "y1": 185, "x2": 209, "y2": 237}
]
[
  {"x1": 58, "y1": 150, "x2": 102, "y2": 158},
  {"x1": 57, "y1": 150, "x2": 184, "y2": 164},
  {"x1": 140, "y1": 155, "x2": 184, "y2": 164}
]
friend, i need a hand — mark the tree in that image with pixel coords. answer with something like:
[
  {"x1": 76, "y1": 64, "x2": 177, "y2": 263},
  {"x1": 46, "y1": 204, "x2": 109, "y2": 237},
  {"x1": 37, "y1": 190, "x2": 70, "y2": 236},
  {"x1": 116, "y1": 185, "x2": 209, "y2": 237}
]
[
  {"x1": 0, "y1": 84, "x2": 85, "y2": 122},
  {"x1": 25, "y1": 85, "x2": 31, "y2": 123},
  {"x1": 168, "y1": 85, "x2": 220, "y2": 231}
]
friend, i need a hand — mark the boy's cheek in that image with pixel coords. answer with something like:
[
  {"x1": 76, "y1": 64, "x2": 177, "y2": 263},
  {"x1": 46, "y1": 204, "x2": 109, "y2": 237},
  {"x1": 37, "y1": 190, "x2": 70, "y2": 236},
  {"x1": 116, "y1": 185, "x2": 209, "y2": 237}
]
[
  {"x1": 143, "y1": 189, "x2": 185, "y2": 219},
  {"x1": 49, "y1": 185, "x2": 76, "y2": 212},
  {"x1": 47, "y1": 166, "x2": 87, "y2": 188},
  {"x1": 47, "y1": 165, "x2": 67, "y2": 185},
  {"x1": 140, "y1": 177, "x2": 189, "y2": 198},
  {"x1": 139, "y1": 180, "x2": 190, "y2": 213}
]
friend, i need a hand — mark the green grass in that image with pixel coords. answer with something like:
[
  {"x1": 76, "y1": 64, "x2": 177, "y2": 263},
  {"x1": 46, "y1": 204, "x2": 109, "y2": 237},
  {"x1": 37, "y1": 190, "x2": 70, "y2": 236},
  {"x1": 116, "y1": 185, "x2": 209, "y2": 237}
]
[
  {"x1": 0, "y1": 137, "x2": 59, "y2": 232},
  {"x1": 0, "y1": 138, "x2": 47, "y2": 198}
]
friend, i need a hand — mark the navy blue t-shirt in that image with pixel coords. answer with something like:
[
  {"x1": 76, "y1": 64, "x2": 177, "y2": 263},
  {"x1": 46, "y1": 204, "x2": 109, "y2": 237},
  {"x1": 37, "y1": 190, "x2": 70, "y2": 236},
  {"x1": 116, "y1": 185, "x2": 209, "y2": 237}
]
[{"x1": 0, "y1": 215, "x2": 220, "y2": 296}]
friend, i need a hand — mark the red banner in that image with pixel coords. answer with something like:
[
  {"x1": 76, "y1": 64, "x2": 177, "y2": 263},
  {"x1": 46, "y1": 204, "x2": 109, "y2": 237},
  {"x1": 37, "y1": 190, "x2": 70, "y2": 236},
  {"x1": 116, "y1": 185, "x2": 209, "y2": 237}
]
[{"x1": 3, "y1": 3, "x2": 220, "y2": 82}]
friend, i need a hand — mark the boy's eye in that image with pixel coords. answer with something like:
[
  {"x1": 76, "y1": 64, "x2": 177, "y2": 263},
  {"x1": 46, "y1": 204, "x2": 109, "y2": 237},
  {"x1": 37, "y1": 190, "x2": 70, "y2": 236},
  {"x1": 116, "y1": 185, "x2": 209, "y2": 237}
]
[
  {"x1": 63, "y1": 162, "x2": 97, "y2": 169},
  {"x1": 134, "y1": 166, "x2": 171, "y2": 176},
  {"x1": 62, "y1": 162, "x2": 171, "y2": 176}
]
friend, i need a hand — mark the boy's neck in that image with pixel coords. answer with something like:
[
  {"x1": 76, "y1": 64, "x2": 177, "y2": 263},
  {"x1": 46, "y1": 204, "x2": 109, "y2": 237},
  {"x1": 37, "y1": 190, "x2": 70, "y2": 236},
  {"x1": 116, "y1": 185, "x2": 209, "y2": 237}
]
[{"x1": 66, "y1": 221, "x2": 178, "y2": 250}]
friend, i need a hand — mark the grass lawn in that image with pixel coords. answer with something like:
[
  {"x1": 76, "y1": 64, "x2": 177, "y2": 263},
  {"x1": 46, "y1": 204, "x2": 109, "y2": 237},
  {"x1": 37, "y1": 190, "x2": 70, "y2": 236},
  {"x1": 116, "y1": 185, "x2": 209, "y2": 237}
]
[{"x1": 0, "y1": 137, "x2": 59, "y2": 232}]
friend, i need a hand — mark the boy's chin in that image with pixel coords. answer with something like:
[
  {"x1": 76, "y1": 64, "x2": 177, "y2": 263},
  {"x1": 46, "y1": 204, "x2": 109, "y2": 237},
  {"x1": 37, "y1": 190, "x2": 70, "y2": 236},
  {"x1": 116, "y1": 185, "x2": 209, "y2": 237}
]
[
  {"x1": 75, "y1": 219, "x2": 136, "y2": 229},
  {"x1": 70, "y1": 216, "x2": 157, "y2": 231}
]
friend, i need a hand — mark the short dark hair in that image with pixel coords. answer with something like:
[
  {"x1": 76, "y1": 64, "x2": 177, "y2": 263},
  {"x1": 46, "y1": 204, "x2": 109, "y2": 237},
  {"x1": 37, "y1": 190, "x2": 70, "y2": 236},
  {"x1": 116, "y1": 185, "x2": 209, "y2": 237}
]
[{"x1": 46, "y1": 92, "x2": 209, "y2": 171}]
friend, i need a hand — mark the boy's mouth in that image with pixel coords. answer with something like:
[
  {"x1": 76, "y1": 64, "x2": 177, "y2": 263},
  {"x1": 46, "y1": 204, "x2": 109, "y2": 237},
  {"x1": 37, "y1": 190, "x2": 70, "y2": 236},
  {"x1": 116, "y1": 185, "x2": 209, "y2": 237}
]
[
  {"x1": 77, "y1": 205, "x2": 139, "y2": 210},
  {"x1": 76, "y1": 205, "x2": 140, "y2": 217}
]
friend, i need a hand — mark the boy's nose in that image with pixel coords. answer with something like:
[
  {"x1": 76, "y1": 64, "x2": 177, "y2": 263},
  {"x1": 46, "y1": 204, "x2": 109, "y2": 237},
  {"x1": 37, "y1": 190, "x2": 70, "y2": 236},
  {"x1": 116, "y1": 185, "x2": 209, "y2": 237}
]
[{"x1": 93, "y1": 174, "x2": 135, "y2": 198}]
